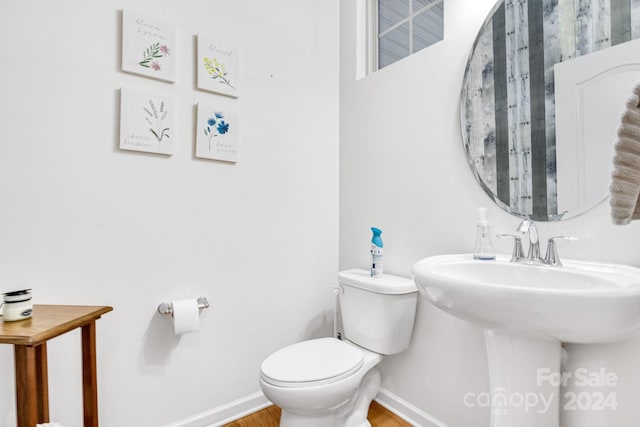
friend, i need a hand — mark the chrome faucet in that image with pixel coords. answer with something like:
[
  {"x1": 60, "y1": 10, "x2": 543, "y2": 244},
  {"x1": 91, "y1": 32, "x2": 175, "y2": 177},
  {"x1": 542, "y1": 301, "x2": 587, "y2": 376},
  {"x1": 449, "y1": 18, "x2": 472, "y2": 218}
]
[
  {"x1": 498, "y1": 219, "x2": 577, "y2": 266},
  {"x1": 516, "y1": 220, "x2": 543, "y2": 264}
]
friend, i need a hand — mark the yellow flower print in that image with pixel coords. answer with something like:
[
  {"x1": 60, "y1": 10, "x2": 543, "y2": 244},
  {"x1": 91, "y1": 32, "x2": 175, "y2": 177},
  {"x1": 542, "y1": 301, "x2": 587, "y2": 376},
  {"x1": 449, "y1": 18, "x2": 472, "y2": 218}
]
[{"x1": 203, "y1": 57, "x2": 234, "y2": 90}]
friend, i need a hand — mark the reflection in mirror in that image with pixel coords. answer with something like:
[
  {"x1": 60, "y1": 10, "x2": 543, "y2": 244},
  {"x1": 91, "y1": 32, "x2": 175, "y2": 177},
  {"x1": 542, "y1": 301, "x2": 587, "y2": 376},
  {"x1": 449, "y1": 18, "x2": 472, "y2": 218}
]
[{"x1": 461, "y1": 0, "x2": 640, "y2": 221}]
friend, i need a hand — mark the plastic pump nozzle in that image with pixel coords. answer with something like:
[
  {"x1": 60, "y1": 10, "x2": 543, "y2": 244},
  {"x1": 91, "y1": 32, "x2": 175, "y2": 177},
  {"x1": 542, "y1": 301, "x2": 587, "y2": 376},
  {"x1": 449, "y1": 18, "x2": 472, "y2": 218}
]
[
  {"x1": 477, "y1": 207, "x2": 488, "y2": 225},
  {"x1": 371, "y1": 227, "x2": 383, "y2": 248}
]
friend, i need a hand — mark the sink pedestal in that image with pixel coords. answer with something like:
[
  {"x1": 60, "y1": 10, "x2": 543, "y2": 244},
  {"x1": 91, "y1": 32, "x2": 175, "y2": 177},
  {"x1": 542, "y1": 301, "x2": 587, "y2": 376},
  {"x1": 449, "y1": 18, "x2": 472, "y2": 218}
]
[{"x1": 485, "y1": 331, "x2": 562, "y2": 427}]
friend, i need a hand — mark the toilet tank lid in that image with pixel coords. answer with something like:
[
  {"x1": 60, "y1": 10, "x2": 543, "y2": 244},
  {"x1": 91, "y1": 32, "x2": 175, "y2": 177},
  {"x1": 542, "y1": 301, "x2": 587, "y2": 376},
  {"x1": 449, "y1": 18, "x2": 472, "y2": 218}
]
[{"x1": 338, "y1": 269, "x2": 417, "y2": 295}]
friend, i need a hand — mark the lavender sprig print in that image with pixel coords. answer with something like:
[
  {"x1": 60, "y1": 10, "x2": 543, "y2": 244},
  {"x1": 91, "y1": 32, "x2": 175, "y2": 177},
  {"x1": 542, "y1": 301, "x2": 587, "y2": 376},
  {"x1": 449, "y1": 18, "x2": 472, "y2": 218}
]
[
  {"x1": 203, "y1": 57, "x2": 235, "y2": 89},
  {"x1": 144, "y1": 100, "x2": 170, "y2": 145},
  {"x1": 204, "y1": 112, "x2": 230, "y2": 151}
]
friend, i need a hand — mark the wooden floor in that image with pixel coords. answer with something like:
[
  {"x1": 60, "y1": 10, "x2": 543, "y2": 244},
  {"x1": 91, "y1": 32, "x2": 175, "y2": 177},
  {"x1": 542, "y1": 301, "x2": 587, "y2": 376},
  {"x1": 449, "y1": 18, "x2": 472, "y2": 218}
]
[{"x1": 224, "y1": 401, "x2": 412, "y2": 426}]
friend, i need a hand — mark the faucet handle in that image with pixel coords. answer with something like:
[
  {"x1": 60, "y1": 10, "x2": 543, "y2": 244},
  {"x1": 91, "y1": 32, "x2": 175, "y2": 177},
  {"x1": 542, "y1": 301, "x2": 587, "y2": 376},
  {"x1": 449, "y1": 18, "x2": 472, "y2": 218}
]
[
  {"x1": 544, "y1": 236, "x2": 578, "y2": 267},
  {"x1": 496, "y1": 234, "x2": 525, "y2": 262}
]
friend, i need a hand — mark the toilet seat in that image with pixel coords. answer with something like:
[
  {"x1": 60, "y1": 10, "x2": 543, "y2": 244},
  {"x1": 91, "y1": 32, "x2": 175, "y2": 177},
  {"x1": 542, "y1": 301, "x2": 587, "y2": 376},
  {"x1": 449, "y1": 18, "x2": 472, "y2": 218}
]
[{"x1": 260, "y1": 338, "x2": 364, "y2": 388}]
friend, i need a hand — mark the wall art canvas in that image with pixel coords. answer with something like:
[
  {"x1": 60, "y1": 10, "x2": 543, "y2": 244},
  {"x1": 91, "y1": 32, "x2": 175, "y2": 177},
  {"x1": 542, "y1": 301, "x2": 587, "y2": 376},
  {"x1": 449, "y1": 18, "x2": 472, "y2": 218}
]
[
  {"x1": 197, "y1": 35, "x2": 239, "y2": 97},
  {"x1": 120, "y1": 88, "x2": 174, "y2": 155},
  {"x1": 122, "y1": 10, "x2": 176, "y2": 82},
  {"x1": 196, "y1": 103, "x2": 239, "y2": 162}
]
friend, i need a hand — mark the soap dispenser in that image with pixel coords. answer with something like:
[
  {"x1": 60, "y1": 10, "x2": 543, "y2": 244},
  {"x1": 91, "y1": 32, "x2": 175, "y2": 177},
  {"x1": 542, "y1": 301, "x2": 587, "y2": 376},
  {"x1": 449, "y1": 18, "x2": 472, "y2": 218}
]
[{"x1": 474, "y1": 207, "x2": 495, "y2": 260}]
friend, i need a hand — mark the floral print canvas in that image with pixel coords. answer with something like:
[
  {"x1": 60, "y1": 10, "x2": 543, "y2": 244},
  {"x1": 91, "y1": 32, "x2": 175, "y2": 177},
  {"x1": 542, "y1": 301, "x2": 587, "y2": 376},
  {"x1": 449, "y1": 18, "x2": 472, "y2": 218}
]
[
  {"x1": 197, "y1": 35, "x2": 239, "y2": 98},
  {"x1": 120, "y1": 88, "x2": 174, "y2": 155},
  {"x1": 196, "y1": 103, "x2": 239, "y2": 162},
  {"x1": 122, "y1": 10, "x2": 176, "y2": 83}
]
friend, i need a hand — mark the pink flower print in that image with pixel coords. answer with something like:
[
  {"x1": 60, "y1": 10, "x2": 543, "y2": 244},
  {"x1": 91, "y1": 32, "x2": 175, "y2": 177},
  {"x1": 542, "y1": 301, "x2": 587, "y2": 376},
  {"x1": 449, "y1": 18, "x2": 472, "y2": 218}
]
[
  {"x1": 151, "y1": 61, "x2": 162, "y2": 71},
  {"x1": 160, "y1": 45, "x2": 171, "y2": 55}
]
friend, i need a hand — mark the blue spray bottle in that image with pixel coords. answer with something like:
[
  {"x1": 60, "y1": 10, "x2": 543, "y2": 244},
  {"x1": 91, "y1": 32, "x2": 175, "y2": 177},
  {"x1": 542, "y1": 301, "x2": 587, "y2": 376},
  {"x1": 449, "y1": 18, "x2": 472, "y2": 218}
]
[{"x1": 370, "y1": 227, "x2": 383, "y2": 277}]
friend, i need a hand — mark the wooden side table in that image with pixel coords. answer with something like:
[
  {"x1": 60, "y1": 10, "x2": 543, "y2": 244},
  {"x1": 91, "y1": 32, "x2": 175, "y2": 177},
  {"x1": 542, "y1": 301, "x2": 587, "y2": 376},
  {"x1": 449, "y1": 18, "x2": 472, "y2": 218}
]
[{"x1": 0, "y1": 305, "x2": 113, "y2": 427}]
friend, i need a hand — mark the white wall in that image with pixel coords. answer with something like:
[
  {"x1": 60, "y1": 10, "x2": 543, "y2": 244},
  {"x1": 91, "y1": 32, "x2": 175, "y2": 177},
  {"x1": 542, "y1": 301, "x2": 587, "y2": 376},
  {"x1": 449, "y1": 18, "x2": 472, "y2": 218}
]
[
  {"x1": 340, "y1": 1, "x2": 640, "y2": 426},
  {"x1": 0, "y1": 1, "x2": 339, "y2": 426}
]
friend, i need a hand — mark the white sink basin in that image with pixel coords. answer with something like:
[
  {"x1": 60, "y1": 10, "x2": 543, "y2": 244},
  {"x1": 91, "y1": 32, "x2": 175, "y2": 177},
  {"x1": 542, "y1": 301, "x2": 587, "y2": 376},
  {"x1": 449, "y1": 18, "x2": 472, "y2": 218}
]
[
  {"x1": 413, "y1": 254, "x2": 640, "y2": 343},
  {"x1": 413, "y1": 255, "x2": 640, "y2": 427}
]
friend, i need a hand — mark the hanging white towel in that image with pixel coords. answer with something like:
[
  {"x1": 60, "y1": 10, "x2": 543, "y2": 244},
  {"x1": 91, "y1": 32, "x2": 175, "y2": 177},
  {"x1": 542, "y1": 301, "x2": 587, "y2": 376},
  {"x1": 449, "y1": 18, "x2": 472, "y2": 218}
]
[{"x1": 610, "y1": 83, "x2": 640, "y2": 225}]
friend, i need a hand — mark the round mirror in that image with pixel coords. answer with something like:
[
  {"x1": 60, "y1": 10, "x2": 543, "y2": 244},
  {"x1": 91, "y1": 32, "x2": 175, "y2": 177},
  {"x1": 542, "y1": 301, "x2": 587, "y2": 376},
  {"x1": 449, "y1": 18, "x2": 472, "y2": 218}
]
[{"x1": 461, "y1": 0, "x2": 640, "y2": 221}]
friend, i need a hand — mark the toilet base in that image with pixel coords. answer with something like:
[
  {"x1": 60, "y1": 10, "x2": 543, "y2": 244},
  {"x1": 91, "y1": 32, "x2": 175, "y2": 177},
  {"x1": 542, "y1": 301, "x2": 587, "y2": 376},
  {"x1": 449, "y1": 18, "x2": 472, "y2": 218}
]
[
  {"x1": 341, "y1": 367, "x2": 380, "y2": 427},
  {"x1": 279, "y1": 368, "x2": 381, "y2": 427},
  {"x1": 280, "y1": 412, "x2": 336, "y2": 427}
]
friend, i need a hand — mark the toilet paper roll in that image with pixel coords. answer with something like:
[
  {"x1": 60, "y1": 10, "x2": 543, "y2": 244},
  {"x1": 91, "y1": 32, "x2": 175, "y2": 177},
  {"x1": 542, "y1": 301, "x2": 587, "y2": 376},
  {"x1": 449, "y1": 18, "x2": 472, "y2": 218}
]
[{"x1": 171, "y1": 299, "x2": 200, "y2": 335}]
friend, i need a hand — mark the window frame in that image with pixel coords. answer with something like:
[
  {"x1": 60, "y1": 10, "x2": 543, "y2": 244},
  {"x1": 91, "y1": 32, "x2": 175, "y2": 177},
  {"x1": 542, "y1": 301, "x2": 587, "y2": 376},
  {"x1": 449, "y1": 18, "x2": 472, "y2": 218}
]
[{"x1": 369, "y1": 0, "x2": 444, "y2": 72}]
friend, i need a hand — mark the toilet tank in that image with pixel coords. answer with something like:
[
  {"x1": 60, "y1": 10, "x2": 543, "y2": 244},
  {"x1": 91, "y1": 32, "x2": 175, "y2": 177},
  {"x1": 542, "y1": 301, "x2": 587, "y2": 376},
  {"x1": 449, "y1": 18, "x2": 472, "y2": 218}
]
[{"x1": 338, "y1": 269, "x2": 418, "y2": 355}]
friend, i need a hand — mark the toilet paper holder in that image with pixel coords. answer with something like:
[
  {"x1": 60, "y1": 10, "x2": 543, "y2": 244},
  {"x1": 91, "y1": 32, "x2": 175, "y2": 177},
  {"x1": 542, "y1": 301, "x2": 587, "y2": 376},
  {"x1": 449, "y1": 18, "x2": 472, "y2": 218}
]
[{"x1": 157, "y1": 297, "x2": 209, "y2": 316}]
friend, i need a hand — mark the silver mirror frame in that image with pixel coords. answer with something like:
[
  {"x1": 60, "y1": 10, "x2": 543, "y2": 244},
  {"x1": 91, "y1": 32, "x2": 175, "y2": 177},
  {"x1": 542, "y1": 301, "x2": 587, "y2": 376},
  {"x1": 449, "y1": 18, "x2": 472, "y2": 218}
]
[{"x1": 459, "y1": 0, "x2": 613, "y2": 222}]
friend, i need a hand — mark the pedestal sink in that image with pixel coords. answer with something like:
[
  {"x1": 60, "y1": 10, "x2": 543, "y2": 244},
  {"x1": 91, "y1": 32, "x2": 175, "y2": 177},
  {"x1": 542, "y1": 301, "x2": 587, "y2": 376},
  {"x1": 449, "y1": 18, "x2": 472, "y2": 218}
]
[{"x1": 412, "y1": 254, "x2": 640, "y2": 427}]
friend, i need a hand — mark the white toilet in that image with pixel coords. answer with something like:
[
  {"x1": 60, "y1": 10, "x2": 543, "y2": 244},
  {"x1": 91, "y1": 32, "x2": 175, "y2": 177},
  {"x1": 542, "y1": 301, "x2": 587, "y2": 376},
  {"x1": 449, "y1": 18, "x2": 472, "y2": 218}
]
[{"x1": 259, "y1": 269, "x2": 418, "y2": 427}]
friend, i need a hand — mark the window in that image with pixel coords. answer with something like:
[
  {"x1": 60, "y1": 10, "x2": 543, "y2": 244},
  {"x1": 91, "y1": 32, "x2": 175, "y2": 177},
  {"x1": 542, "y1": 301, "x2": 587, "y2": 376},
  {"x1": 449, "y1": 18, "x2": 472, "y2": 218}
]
[{"x1": 374, "y1": 0, "x2": 444, "y2": 70}]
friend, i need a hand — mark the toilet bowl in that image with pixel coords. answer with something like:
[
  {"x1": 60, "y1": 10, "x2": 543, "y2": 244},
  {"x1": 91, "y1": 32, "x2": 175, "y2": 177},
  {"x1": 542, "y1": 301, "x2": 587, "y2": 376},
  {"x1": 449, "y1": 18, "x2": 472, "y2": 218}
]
[
  {"x1": 260, "y1": 338, "x2": 382, "y2": 427},
  {"x1": 259, "y1": 270, "x2": 418, "y2": 427}
]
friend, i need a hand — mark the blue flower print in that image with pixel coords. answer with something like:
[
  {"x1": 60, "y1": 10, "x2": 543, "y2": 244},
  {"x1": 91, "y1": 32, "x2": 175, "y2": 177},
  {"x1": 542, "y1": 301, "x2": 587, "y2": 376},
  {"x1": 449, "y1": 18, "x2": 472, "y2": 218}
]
[
  {"x1": 204, "y1": 111, "x2": 231, "y2": 151},
  {"x1": 217, "y1": 121, "x2": 229, "y2": 135}
]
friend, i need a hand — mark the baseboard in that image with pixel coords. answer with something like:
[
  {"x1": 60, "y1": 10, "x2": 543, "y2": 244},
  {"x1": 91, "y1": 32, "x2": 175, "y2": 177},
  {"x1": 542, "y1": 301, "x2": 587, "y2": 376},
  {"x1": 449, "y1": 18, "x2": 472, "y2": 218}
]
[
  {"x1": 162, "y1": 391, "x2": 271, "y2": 427},
  {"x1": 164, "y1": 388, "x2": 448, "y2": 427},
  {"x1": 375, "y1": 388, "x2": 450, "y2": 427}
]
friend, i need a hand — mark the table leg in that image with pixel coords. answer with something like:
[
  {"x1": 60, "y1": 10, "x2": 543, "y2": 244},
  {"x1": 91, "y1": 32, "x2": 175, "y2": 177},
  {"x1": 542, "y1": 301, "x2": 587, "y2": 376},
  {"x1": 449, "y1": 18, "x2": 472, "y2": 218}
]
[
  {"x1": 14, "y1": 345, "x2": 38, "y2": 427},
  {"x1": 35, "y1": 343, "x2": 49, "y2": 423},
  {"x1": 82, "y1": 321, "x2": 99, "y2": 427}
]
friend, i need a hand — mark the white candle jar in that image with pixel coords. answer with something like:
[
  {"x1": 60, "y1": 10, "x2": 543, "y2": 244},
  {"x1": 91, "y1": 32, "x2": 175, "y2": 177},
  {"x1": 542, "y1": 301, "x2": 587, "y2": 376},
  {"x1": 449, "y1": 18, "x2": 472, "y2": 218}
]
[{"x1": 1, "y1": 290, "x2": 33, "y2": 322}]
